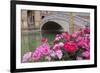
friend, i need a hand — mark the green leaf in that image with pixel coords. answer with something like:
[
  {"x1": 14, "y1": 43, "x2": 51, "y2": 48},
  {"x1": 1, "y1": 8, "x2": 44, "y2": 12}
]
[{"x1": 75, "y1": 48, "x2": 84, "y2": 56}]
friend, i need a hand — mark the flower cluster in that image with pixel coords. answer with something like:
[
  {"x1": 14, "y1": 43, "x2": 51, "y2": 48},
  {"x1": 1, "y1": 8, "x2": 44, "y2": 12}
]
[{"x1": 22, "y1": 27, "x2": 90, "y2": 63}]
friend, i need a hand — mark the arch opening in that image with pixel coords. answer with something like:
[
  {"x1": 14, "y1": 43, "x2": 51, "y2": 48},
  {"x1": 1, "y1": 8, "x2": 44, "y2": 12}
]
[
  {"x1": 41, "y1": 21, "x2": 63, "y2": 42},
  {"x1": 41, "y1": 21, "x2": 63, "y2": 34}
]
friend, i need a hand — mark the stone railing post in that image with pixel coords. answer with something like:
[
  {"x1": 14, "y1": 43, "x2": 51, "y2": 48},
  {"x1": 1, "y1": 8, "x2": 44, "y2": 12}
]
[{"x1": 69, "y1": 12, "x2": 74, "y2": 34}]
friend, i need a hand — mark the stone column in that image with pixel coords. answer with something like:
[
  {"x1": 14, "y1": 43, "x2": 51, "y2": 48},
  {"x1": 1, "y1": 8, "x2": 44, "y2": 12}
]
[
  {"x1": 21, "y1": 10, "x2": 28, "y2": 30},
  {"x1": 69, "y1": 12, "x2": 74, "y2": 34},
  {"x1": 21, "y1": 10, "x2": 30, "y2": 58},
  {"x1": 34, "y1": 11, "x2": 41, "y2": 29}
]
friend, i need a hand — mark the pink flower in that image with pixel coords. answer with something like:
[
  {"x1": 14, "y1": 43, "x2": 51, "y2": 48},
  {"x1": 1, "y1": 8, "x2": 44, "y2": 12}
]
[
  {"x1": 41, "y1": 37, "x2": 48, "y2": 43},
  {"x1": 53, "y1": 44, "x2": 59, "y2": 50},
  {"x1": 58, "y1": 42, "x2": 64, "y2": 47},
  {"x1": 56, "y1": 34, "x2": 61, "y2": 40},
  {"x1": 22, "y1": 52, "x2": 32, "y2": 63},
  {"x1": 77, "y1": 39, "x2": 84, "y2": 47},
  {"x1": 76, "y1": 56, "x2": 83, "y2": 60},
  {"x1": 63, "y1": 41, "x2": 77, "y2": 52},
  {"x1": 78, "y1": 28, "x2": 84, "y2": 36},
  {"x1": 77, "y1": 36, "x2": 90, "y2": 50},
  {"x1": 55, "y1": 49, "x2": 63, "y2": 59},
  {"x1": 50, "y1": 50, "x2": 56, "y2": 58},
  {"x1": 50, "y1": 49, "x2": 63, "y2": 59},
  {"x1": 62, "y1": 32, "x2": 70, "y2": 41},
  {"x1": 76, "y1": 36, "x2": 83, "y2": 42},
  {"x1": 36, "y1": 46, "x2": 43, "y2": 53},
  {"x1": 53, "y1": 34, "x2": 62, "y2": 45},
  {"x1": 32, "y1": 43, "x2": 50, "y2": 61},
  {"x1": 82, "y1": 51, "x2": 90, "y2": 59},
  {"x1": 50, "y1": 43, "x2": 63, "y2": 59},
  {"x1": 54, "y1": 34, "x2": 62, "y2": 41},
  {"x1": 84, "y1": 27, "x2": 90, "y2": 34},
  {"x1": 53, "y1": 40, "x2": 57, "y2": 45},
  {"x1": 32, "y1": 50, "x2": 41, "y2": 61},
  {"x1": 70, "y1": 31, "x2": 79, "y2": 38},
  {"x1": 42, "y1": 43, "x2": 50, "y2": 55}
]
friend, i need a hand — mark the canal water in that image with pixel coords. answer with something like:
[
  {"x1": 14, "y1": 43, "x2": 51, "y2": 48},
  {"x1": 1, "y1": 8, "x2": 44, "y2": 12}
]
[{"x1": 21, "y1": 30, "x2": 58, "y2": 59}]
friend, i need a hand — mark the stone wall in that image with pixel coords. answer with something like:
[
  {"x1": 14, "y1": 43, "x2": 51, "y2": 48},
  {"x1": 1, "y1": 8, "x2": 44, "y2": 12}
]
[{"x1": 21, "y1": 10, "x2": 90, "y2": 33}]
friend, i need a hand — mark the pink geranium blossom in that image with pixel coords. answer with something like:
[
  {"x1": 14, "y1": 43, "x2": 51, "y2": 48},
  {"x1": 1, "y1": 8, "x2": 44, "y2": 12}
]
[
  {"x1": 58, "y1": 42, "x2": 64, "y2": 47},
  {"x1": 42, "y1": 43, "x2": 50, "y2": 55},
  {"x1": 55, "y1": 34, "x2": 62, "y2": 40},
  {"x1": 53, "y1": 44, "x2": 59, "y2": 50},
  {"x1": 50, "y1": 48, "x2": 63, "y2": 59},
  {"x1": 55, "y1": 49, "x2": 63, "y2": 59},
  {"x1": 32, "y1": 50, "x2": 41, "y2": 61},
  {"x1": 76, "y1": 36, "x2": 83, "y2": 42},
  {"x1": 82, "y1": 51, "x2": 90, "y2": 59},
  {"x1": 53, "y1": 34, "x2": 62, "y2": 45},
  {"x1": 49, "y1": 50, "x2": 56, "y2": 58},
  {"x1": 70, "y1": 31, "x2": 79, "y2": 38},
  {"x1": 35, "y1": 43, "x2": 50, "y2": 55},
  {"x1": 83, "y1": 27, "x2": 90, "y2": 34},
  {"x1": 64, "y1": 41, "x2": 77, "y2": 53},
  {"x1": 41, "y1": 37, "x2": 48, "y2": 43},
  {"x1": 52, "y1": 43, "x2": 63, "y2": 59},
  {"x1": 22, "y1": 52, "x2": 32, "y2": 63},
  {"x1": 32, "y1": 43, "x2": 50, "y2": 61},
  {"x1": 62, "y1": 32, "x2": 70, "y2": 41},
  {"x1": 22, "y1": 27, "x2": 90, "y2": 62},
  {"x1": 77, "y1": 36, "x2": 90, "y2": 50}
]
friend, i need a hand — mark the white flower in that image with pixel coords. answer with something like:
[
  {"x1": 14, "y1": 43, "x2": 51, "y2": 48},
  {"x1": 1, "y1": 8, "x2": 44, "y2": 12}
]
[
  {"x1": 50, "y1": 50, "x2": 56, "y2": 58},
  {"x1": 58, "y1": 42, "x2": 64, "y2": 47},
  {"x1": 22, "y1": 52, "x2": 32, "y2": 63},
  {"x1": 55, "y1": 50, "x2": 63, "y2": 59}
]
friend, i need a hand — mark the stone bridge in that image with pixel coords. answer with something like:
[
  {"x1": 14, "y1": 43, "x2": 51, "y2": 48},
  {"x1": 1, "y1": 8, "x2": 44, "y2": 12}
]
[{"x1": 40, "y1": 12, "x2": 90, "y2": 33}]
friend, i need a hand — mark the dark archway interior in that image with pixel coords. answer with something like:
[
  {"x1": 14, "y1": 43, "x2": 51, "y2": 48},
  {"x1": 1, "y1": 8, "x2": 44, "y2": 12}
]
[
  {"x1": 41, "y1": 21, "x2": 63, "y2": 42},
  {"x1": 41, "y1": 21, "x2": 63, "y2": 34}
]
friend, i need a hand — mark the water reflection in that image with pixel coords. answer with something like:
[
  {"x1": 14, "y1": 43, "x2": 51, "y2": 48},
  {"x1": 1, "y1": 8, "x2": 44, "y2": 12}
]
[
  {"x1": 21, "y1": 30, "x2": 62, "y2": 59},
  {"x1": 21, "y1": 30, "x2": 41, "y2": 59}
]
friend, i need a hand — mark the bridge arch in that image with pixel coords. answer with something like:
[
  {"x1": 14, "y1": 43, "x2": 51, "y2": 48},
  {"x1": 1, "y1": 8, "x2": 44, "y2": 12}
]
[{"x1": 40, "y1": 13, "x2": 89, "y2": 33}]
